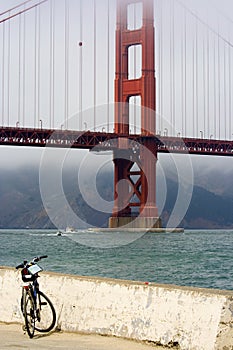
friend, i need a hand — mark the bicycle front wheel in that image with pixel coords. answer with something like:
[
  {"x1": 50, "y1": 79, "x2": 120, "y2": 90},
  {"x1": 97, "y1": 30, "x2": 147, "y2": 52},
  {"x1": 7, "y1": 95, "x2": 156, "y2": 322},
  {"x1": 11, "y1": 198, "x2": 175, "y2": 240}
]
[
  {"x1": 24, "y1": 291, "x2": 35, "y2": 338},
  {"x1": 35, "y1": 291, "x2": 56, "y2": 332}
]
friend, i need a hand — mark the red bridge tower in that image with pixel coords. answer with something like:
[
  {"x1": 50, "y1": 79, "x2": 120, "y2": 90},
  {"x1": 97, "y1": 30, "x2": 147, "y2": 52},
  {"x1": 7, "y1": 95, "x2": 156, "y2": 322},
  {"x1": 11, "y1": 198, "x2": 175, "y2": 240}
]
[{"x1": 109, "y1": 0, "x2": 161, "y2": 229}]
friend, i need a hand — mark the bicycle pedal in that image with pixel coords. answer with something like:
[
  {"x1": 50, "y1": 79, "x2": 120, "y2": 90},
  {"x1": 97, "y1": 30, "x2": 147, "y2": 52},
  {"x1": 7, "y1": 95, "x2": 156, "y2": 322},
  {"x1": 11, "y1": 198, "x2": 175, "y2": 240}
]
[{"x1": 41, "y1": 302, "x2": 47, "y2": 305}]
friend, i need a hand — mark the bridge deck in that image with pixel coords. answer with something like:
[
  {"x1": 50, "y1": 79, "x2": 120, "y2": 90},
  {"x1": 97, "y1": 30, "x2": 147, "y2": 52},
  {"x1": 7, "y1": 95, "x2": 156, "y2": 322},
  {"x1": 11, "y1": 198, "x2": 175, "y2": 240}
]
[{"x1": 1, "y1": 127, "x2": 233, "y2": 156}]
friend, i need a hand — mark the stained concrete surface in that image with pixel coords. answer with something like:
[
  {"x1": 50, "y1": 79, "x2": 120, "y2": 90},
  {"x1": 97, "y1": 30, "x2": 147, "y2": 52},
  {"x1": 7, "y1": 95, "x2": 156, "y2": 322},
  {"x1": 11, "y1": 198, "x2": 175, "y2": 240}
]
[{"x1": 0, "y1": 323, "x2": 171, "y2": 350}]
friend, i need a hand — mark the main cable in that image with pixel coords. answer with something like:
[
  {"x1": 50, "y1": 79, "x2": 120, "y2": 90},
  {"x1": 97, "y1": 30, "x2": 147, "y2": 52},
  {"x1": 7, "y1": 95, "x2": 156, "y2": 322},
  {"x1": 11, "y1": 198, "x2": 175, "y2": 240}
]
[{"x1": 0, "y1": 0, "x2": 48, "y2": 24}]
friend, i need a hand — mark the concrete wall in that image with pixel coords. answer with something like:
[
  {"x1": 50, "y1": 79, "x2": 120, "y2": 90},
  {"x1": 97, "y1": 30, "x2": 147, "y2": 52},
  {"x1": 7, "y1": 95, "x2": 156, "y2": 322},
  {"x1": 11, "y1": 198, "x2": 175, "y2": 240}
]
[{"x1": 0, "y1": 267, "x2": 232, "y2": 350}]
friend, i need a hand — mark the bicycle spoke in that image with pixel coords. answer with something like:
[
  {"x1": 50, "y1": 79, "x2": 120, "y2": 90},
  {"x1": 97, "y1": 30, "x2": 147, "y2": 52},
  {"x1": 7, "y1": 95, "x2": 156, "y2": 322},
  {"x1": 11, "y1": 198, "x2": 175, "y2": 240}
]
[{"x1": 34, "y1": 291, "x2": 56, "y2": 332}]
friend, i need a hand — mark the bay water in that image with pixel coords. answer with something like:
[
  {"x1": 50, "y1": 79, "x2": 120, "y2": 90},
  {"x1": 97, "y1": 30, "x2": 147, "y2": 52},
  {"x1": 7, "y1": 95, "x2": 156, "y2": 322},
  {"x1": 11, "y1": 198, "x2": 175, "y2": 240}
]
[{"x1": 0, "y1": 229, "x2": 232, "y2": 291}]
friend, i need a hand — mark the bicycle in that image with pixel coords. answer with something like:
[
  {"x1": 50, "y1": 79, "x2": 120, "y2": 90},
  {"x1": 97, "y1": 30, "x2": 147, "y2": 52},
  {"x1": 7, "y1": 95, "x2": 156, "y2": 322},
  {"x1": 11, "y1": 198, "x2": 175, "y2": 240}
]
[{"x1": 16, "y1": 255, "x2": 56, "y2": 338}]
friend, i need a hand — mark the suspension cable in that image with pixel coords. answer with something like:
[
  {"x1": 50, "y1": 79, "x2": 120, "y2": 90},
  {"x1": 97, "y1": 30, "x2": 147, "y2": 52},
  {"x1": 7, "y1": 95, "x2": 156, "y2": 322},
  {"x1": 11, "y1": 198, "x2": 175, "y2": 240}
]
[
  {"x1": 206, "y1": 29, "x2": 210, "y2": 138},
  {"x1": 169, "y1": 1, "x2": 174, "y2": 134},
  {"x1": 175, "y1": 0, "x2": 233, "y2": 49},
  {"x1": 195, "y1": 18, "x2": 198, "y2": 137},
  {"x1": 224, "y1": 42, "x2": 227, "y2": 139},
  {"x1": 94, "y1": 0, "x2": 96, "y2": 131},
  {"x1": 1, "y1": 22, "x2": 5, "y2": 125},
  {"x1": 38, "y1": 4, "x2": 41, "y2": 129},
  {"x1": 158, "y1": 0, "x2": 163, "y2": 135},
  {"x1": 7, "y1": 12, "x2": 11, "y2": 126},
  {"x1": 0, "y1": 0, "x2": 33, "y2": 16},
  {"x1": 229, "y1": 31, "x2": 232, "y2": 140},
  {"x1": 213, "y1": 31, "x2": 217, "y2": 139},
  {"x1": 107, "y1": 0, "x2": 110, "y2": 132},
  {"x1": 192, "y1": 34, "x2": 195, "y2": 136},
  {"x1": 64, "y1": 0, "x2": 69, "y2": 129},
  {"x1": 22, "y1": 7, "x2": 26, "y2": 127},
  {"x1": 34, "y1": 6, "x2": 37, "y2": 128},
  {"x1": 18, "y1": 13, "x2": 22, "y2": 125},
  {"x1": 203, "y1": 33, "x2": 206, "y2": 138},
  {"x1": 79, "y1": 0, "x2": 83, "y2": 130},
  {"x1": 49, "y1": 0, "x2": 55, "y2": 129},
  {"x1": 184, "y1": 8, "x2": 187, "y2": 136},
  {"x1": 217, "y1": 22, "x2": 221, "y2": 139},
  {"x1": 0, "y1": 0, "x2": 48, "y2": 24}
]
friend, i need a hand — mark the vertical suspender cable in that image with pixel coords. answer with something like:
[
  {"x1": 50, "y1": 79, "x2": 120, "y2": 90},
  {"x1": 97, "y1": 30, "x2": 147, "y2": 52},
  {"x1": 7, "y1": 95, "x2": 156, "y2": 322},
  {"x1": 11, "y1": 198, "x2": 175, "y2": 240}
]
[
  {"x1": 169, "y1": 1, "x2": 174, "y2": 134},
  {"x1": 107, "y1": 0, "x2": 110, "y2": 132},
  {"x1": 169, "y1": 3, "x2": 172, "y2": 133},
  {"x1": 181, "y1": 5, "x2": 183, "y2": 135},
  {"x1": 184, "y1": 8, "x2": 187, "y2": 136},
  {"x1": 192, "y1": 29, "x2": 195, "y2": 136},
  {"x1": 217, "y1": 23, "x2": 221, "y2": 139},
  {"x1": 182, "y1": 6, "x2": 187, "y2": 136},
  {"x1": 157, "y1": 0, "x2": 161, "y2": 134},
  {"x1": 64, "y1": 0, "x2": 67, "y2": 128},
  {"x1": 159, "y1": 1, "x2": 163, "y2": 134},
  {"x1": 34, "y1": 7, "x2": 37, "y2": 128},
  {"x1": 203, "y1": 32, "x2": 206, "y2": 137},
  {"x1": 213, "y1": 32, "x2": 216, "y2": 138},
  {"x1": 206, "y1": 29, "x2": 210, "y2": 138},
  {"x1": 22, "y1": 8, "x2": 26, "y2": 127},
  {"x1": 94, "y1": 0, "x2": 96, "y2": 131},
  {"x1": 172, "y1": 2, "x2": 175, "y2": 134},
  {"x1": 7, "y1": 12, "x2": 11, "y2": 125},
  {"x1": 49, "y1": 0, "x2": 55, "y2": 129},
  {"x1": 224, "y1": 42, "x2": 227, "y2": 139},
  {"x1": 37, "y1": 4, "x2": 40, "y2": 128},
  {"x1": 228, "y1": 31, "x2": 231, "y2": 140},
  {"x1": 64, "y1": 0, "x2": 69, "y2": 129},
  {"x1": 195, "y1": 18, "x2": 198, "y2": 137},
  {"x1": 1, "y1": 26, "x2": 5, "y2": 124},
  {"x1": 18, "y1": 13, "x2": 22, "y2": 125},
  {"x1": 49, "y1": 0, "x2": 52, "y2": 129},
  {"x1": 79, "y1": 0, "x2": 83, "y2": 130}
]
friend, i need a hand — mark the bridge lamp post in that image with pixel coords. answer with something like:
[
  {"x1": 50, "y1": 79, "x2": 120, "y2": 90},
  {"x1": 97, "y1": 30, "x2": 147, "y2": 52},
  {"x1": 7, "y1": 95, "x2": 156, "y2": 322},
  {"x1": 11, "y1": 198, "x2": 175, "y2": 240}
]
[
  {"x1": 39, "y1": 119, "x2": 42, "y2": 130},
  {"x1": 16, "y1": 121, "x2": 19, "y2": 128},
  {"x1": 164, "y1": 128, "x2": 168, "y2": 136},
  {"x1": 210, "y1": 134, "x2": 213, "y2": 139},
  {"x1": 84, "y1": 122, "x2": 87, "y2": 130},
  {"x1": 200, "y1": 130, "x2": 203, "y2": 138}
]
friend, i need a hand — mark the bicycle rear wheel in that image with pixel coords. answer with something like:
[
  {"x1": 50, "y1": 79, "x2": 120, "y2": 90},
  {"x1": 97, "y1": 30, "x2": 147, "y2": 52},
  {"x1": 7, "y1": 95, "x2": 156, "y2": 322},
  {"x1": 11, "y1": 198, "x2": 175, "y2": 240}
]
[
  {"x1": 24, "y1": 291, "x2": 35, "y2": 338},
  {"x1": 35, "y1": 291, "x2": 56, "y2": 332}
]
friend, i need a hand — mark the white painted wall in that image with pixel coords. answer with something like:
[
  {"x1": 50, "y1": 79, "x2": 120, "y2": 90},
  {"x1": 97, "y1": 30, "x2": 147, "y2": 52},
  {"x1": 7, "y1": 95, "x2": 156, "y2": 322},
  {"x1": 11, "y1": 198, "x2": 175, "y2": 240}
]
[{"x1": 0, "y1": 267, "x2": 232, "y2": 349}]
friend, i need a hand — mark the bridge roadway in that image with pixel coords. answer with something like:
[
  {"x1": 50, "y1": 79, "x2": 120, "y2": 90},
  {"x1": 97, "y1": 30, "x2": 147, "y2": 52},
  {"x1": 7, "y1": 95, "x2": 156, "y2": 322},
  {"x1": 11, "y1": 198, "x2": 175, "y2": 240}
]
[
  {"x1": 1, "y1": 126, "x2": 233, "y2": 156},
  {"x1": 0, "y1": 323, "x2": 169, "y2": 350}
]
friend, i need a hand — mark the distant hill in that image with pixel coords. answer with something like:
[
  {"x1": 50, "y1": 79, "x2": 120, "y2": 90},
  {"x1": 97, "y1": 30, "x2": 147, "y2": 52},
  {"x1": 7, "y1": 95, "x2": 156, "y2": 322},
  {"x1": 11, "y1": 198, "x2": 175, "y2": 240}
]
[{"x1": 0, "y1": 163, "x2": 233, "y2": 229}]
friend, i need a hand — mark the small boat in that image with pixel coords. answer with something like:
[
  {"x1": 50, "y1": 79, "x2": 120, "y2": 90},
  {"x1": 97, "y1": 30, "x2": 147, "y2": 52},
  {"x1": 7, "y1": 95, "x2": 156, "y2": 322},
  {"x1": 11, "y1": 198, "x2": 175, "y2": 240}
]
[
  {"x1": 56, "y1": 231, "x2": 62, "y2": 236},
  {"x1": 65, "y1": 226, "x2": 76, "y2": 233}
]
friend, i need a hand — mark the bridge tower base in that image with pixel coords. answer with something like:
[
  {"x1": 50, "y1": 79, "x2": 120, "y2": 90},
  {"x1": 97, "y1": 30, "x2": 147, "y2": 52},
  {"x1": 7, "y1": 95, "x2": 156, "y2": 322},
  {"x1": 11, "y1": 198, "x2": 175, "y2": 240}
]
[{"x1": 109, "y1": 217, "x2": 161, "y2": 229}]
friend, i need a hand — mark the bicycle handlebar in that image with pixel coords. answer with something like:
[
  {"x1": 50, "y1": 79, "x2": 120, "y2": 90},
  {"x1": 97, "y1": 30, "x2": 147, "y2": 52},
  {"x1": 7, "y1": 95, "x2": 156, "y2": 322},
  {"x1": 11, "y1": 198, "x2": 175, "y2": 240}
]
[{"x1": 16, "y1": 255, "x2": 48, "y2": 269}]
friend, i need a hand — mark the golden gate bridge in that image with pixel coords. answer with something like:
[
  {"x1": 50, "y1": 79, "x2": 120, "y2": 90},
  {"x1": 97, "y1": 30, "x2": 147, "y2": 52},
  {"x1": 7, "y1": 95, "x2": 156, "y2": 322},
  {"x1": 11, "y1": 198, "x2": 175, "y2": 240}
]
[{"x1": 1, "y1": 0, "x2": 233, "y2": 229}]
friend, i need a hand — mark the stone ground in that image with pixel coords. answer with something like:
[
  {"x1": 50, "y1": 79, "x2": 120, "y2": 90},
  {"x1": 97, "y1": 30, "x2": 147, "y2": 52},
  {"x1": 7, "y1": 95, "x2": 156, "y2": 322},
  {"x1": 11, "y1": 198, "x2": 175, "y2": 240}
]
[{"x1": 0, "y1": 323, "x2": 172, "y2": 349}]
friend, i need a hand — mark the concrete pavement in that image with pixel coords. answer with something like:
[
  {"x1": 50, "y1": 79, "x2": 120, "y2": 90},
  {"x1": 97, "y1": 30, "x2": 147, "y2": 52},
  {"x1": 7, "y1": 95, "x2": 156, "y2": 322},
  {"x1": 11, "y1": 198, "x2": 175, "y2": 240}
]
[{"x1": 0, "y1": 323, "x2": 170, "y2": 350}]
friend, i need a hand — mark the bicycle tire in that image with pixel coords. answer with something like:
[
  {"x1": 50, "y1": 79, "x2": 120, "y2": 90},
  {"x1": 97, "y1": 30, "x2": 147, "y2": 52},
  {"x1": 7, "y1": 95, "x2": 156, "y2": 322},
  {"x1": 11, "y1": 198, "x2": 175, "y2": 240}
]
[
  {"x1": 34, "y1": 291, "x2": 56, "y2": 332},
  {"x1": 24, "y1": 291, "x2": 35, "y2": 338}
]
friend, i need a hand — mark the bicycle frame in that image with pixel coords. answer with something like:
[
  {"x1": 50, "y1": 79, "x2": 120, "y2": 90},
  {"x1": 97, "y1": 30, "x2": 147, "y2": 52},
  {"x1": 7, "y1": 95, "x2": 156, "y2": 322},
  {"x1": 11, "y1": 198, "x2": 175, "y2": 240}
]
[{"x1": 21, "y1": 277, "x2": 39, "y2": 309}]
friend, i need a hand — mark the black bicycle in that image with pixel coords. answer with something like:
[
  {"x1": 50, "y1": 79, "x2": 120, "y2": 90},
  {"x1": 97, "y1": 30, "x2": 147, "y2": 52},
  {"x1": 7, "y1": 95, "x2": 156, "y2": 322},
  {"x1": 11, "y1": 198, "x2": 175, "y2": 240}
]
[{"x1": 16, "y1": 255, "x2": 56, "y2": 338}]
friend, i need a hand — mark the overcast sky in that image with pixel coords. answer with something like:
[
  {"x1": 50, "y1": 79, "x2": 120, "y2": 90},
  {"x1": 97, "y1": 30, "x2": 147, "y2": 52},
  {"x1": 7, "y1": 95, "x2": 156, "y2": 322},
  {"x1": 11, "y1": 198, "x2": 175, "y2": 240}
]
[{"x1": 1, "y1": 0, "x2": 233, "y2": 170}]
